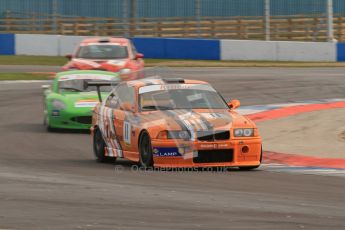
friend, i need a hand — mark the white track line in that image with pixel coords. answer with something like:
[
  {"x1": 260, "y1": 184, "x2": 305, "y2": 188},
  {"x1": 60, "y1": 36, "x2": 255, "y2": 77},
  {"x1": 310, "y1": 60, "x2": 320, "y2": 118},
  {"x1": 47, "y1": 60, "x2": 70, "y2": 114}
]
[
  {"x1": 0, "y1": 80, "x2": 52, "y2": 84},
  {"x1": 261, "y1": 164, "x2": 345, "y2": 177}
]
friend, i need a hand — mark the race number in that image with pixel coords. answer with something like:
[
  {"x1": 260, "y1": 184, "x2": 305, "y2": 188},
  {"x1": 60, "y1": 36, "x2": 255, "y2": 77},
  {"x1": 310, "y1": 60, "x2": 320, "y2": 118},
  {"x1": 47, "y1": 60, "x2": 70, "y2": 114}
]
[{"x1": 123, "y1": 121, "x2": 131, "y2": 144}]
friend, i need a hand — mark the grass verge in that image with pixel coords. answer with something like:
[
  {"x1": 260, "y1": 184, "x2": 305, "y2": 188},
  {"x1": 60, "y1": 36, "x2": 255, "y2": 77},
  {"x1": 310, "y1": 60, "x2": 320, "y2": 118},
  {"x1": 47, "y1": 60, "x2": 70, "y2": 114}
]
[
  {"x1": 0, "y1": 55, "x2": 66, "y2": 66},
  {"x1": 1, "y1": 55, "x2": 345, "y2": 67},
  {"x1": 0, "y1": 73, "x2": 52, "y2": 81}
]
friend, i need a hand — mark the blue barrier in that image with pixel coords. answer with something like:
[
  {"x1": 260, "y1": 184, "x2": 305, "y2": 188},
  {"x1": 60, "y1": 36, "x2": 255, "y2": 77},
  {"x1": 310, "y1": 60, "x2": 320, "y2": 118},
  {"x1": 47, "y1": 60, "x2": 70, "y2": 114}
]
[
  {"x1": 132, "y1": 37, "x2": 220, "y2": 60},
  {"x1": 337, "y1": 42, "x2": 345, "y2": 62},
  {"x1": 132, "y1": 38, "x2": 166, "y2": 59},
  {"x1": 0, "y1": 34, "x2": 15, "y2": 55}
]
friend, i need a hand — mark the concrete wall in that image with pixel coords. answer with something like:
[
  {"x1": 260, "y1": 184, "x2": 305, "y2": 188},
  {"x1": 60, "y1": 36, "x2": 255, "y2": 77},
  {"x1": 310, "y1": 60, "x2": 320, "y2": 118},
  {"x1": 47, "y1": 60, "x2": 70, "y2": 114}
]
[
  {"x1": 15, "y1": 34, "x2": 94, "y2": 56},
  {"x1": 220, "y1": 40, "x2": 277, "y2": 61},
  {"x1": 1, "y1": 34, "x2": 344, "y2": 62},
  {"x1": 221, "y1": 40, "x2": 337, "y2": 62},
  {"x1": 59, "y1": 36, "x2": 93, "y2": 56},
  {"x1": 16, "y1": 34, "x2": 60, "y2": 56}
]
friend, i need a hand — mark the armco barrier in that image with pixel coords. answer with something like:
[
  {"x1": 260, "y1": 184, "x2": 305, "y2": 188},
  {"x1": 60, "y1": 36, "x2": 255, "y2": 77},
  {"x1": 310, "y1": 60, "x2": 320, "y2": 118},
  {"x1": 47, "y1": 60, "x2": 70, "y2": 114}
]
[
  {"x1": 132, "y1": 38, "x2": 220, "y2": 60},
  {"x1": 0, "y1": 33, "x2": 343, "y2": 62},
  {"x1": 0, "y1": 34, "x2": 15, "y2": 55}
]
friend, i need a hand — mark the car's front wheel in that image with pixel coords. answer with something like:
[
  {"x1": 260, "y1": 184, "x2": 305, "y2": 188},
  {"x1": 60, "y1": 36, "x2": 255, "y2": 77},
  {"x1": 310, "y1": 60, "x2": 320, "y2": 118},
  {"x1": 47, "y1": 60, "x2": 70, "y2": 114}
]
[
  {"x1": 93, "y1": 128, "x2": 115, "y2": 163},
  {"x1": 43, "y1": 107, "x2": 54, "y2": 132},
  {"x1": 139, "y1": 131, "x2": 154, "y2": 168}
]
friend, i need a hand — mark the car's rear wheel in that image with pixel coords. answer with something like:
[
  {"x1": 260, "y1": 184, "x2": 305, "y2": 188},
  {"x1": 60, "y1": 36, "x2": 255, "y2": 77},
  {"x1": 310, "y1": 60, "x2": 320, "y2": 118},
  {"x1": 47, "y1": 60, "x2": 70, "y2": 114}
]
[
  {"x1": 93, "y1": 128, "x2": 116, "y2": 163},
  {"x1": 239, "y1": 146, "x2": 263, "y2": 171},
  {"x1": 139, "y1": 132, "x2": 154, "y2": 168}
]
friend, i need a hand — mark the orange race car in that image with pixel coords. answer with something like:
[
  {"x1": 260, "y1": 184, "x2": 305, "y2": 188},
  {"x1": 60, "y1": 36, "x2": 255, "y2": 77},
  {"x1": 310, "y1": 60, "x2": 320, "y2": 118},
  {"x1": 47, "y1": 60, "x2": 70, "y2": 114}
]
[
  {"x1": 63, "y1": 37, "x2": 144, "y2": 79},
  {"x1": 90, "y1": 78, "x2": 262, "y2": 169}
]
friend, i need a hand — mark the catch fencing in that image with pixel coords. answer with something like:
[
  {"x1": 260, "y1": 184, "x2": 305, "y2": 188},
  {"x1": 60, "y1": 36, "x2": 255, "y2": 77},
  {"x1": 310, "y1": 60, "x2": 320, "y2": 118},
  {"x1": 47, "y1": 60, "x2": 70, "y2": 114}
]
[{"x1": 0, "y1": 0, "x2": 344, "y2": 41}]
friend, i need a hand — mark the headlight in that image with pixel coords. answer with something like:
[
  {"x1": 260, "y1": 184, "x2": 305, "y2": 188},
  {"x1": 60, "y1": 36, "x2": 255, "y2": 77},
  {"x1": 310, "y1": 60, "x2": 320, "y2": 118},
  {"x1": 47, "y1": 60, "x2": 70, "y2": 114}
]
[
  {"x1": 243, "y1": 128, "x2": 254, "y2": 137},
  {"x1": 234, "y1": 129, "x2": 243, "y2": 137},
  {"x1": 157, "y1": 130, "x2": 190, "y2": 140},
  {"x1": 120, "y1": 68, "x2": 131, "y2": 75},
  {"x1": 52, "y1": 99, "x2": 66, "y2": 110},
  {"x1": 168, "y1": 131, "x2": 190, "y2": 139},
  {"x1": 234, "y1": 128, "x2": 254, "y2": 137}
]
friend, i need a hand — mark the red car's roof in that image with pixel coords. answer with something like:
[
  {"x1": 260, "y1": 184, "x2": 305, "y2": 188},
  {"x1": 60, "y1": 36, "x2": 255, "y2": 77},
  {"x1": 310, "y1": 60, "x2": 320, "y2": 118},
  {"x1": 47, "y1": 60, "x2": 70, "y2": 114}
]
[{"x1": 80, "y1": 37, "x2": 129, "y2": 45}]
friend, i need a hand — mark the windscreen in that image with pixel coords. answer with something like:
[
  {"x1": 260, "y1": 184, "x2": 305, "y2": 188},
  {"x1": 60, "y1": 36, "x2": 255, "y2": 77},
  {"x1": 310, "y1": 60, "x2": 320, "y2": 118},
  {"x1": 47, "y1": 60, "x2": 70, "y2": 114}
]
[
  {"x1": 139, "y1": 84, "x2": 229, "y2": 111},
  {"x1": 76, "y1": 44, "x2": 128, "y2": 59}
]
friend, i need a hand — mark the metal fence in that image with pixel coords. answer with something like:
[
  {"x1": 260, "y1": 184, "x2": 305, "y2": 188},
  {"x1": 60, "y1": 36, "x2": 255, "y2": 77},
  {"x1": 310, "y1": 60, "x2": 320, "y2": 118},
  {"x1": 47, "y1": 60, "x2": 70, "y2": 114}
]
[{"x1": 0, "y1": 0, "x2": 343, "y2": 41}]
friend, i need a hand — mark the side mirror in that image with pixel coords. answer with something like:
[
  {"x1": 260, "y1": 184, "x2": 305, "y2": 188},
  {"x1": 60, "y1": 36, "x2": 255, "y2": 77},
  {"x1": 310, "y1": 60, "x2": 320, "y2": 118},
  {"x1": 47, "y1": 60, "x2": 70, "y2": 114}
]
[
  {"x1": 135, "y1": 53, "x2": 144, "y2": 59},
  {"x1": 65, "y1": 54, "x2": 73, "y2": 60},
  {"x1": 120, "y1": 102, "x2": 135, "y2": 112},
  {"x1": 228, "y1": 99, "x2": 240, "y2": 109}
]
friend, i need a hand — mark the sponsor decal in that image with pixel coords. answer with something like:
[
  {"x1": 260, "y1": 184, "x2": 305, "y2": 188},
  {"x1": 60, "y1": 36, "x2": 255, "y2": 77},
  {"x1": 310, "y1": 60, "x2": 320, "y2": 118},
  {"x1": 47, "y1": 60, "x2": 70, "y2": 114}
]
[
  {"x1": 218, "y1": 143, "x2": 230, "y2": 148},
  {"x1": 107, "y1": 60, "x2": 126, "y2": 66},
  {"x1": 153, "y1": 147, "x2": 182, "y2": 157},
  {"x1": 98, "y1": 106, "x2": 123, "y2": 157},
  {"x1": 51, "y1": 110, "x2": 60, "y2": 117},
  {"x1": 75, "y1": 100, "x2": 99, "y2": 108},
  {"x1": 201, "y1": 112, "x2": 228, "y2": 120},
  {"x1": 83, "y1": 43, "x2": 122, "y2": 46},
  {"x1": 200, "y1": 144, "x2": 215, "y2": 149},
  {"x1": 139, "y1": 84, "x2": 216, "y2": 94},
  {"x1": 59, "y1": 74, "x2": 115, "y2": 81}
]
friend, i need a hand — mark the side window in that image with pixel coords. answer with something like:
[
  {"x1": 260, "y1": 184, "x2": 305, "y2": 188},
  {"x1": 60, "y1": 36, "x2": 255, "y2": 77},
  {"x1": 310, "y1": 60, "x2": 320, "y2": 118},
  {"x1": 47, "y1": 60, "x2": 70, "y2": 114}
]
[
  {"x1": 105, "y1": 93, "x2": 120, "y2": 109},
  {"x1": 116, "y1": 84, "x2": 135, "y2": 108}
]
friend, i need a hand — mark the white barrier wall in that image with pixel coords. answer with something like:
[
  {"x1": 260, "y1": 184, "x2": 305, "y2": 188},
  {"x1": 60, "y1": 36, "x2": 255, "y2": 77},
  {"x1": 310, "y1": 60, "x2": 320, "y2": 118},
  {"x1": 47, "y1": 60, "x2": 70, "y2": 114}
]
[
  {"x1": 276, "y1": 41, "x2": 336, "y2": 61},
  {"x1": 15, "y1": 34, "x2": 93, "y2": 56},
  {"x1": 16, "y1": 34, "x2": 60, "y2": 56},
  {"x1": 221, "y1": 40, "x2": 337, "y2": 62},
  {"x1": 59, "y1": 36, "x2": 91, "y2": 56},
  {"x1": 220, "y1": 40, "x2": 277, "y2": 61},
  {"x1": 14, "y1": 34, "x2": 337, "y2": 62}
]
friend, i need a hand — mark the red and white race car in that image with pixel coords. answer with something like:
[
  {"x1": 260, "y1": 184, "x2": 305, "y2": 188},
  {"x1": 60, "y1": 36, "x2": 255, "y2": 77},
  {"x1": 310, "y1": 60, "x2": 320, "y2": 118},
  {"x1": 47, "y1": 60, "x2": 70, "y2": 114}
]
[{"x1": 63, "y1": 37, "x2": 144, "y2": 78}]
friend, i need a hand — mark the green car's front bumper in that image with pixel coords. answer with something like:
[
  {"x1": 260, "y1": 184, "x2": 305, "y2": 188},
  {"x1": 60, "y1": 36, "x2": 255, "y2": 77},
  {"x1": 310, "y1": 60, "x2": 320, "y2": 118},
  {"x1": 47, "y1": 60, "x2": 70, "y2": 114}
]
[{"x1": 48, "y1": 109, "x2": 93, "y2": 130}]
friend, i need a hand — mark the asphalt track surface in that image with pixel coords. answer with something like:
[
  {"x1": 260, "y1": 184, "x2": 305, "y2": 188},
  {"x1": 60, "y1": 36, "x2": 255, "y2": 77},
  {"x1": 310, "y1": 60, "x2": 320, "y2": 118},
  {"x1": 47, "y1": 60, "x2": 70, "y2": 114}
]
[{"x1": 1, "y1": 67, "x2": 345, "y2": 229}]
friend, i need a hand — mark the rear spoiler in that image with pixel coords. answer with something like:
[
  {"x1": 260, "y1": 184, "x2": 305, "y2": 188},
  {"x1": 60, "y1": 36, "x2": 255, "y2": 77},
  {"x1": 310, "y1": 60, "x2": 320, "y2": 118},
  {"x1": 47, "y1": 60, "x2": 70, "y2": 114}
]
[{"x1": 86, "y1": 81, "x2": 119, "y2": 102}]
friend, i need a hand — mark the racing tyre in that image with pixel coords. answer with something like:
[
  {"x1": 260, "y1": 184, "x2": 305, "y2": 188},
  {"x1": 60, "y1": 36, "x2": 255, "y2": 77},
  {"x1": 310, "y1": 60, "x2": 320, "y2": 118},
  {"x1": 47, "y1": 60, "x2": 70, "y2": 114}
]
[
  {"x1": 93, "y1": 128, "x2": 116, "y2": 163},
  {"x1": 239, "y1": 146, "x2": 263, "y2": 171},
  {"x1": 139, "y1": 132, "x2": 154, "y2": 168},
  {"x1": 43, "y1": 110, "x2": 55, "y2": 132}
]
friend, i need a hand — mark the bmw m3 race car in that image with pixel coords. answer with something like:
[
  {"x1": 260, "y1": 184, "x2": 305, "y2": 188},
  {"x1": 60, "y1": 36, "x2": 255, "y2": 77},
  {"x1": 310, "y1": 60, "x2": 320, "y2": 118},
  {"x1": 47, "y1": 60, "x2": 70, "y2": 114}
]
[
  {"x1": 62, "y1": 37, "x2": 144, "y2": 78},
  {"x1": 42, "y1": 70, "x2": 120, "y2": 130},
  {"x1": 91, "y1": 77, "x2": 262, "y2": 169}
]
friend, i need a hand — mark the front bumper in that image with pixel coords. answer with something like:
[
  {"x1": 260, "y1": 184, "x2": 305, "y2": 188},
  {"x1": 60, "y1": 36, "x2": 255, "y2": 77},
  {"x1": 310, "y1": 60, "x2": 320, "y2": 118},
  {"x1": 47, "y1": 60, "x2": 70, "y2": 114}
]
[
  {"x1": 48, "y1": 109, "x2": 92, "y2": 130},
  {"x1": 151, "y1": 138, "x2": 262, "y2": 168}
]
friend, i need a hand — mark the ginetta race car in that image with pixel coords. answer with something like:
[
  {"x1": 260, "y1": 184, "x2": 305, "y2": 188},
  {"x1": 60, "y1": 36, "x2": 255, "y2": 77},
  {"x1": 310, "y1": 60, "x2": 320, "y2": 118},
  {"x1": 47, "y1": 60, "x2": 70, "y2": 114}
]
[
  {"x1": 91, "y1": 78, "x2": 262, "y2": 169},
  {"x1": 43, "y1": 70, "x2": 119, "y2": 130},
  {"x1": 63, "y1": 37, "x2": 144, "y2": 78}
]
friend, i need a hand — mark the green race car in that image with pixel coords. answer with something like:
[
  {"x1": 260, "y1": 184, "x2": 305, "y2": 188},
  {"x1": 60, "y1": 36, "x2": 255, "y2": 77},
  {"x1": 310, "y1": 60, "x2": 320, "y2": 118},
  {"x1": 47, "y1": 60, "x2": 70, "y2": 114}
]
[{"x1": 43, "y1": 70, "x2": 120, "y2": 130}]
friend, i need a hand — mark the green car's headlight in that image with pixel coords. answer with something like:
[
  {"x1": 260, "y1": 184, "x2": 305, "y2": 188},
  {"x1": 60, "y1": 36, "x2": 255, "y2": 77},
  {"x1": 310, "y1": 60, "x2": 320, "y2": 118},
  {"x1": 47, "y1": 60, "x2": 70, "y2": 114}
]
[
  {"x1": 52, "y1": 99, "x2": 66, "y2": 110},
  {"x1": 234, "y1": 128, "x2": 254, "y2": 137}
]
